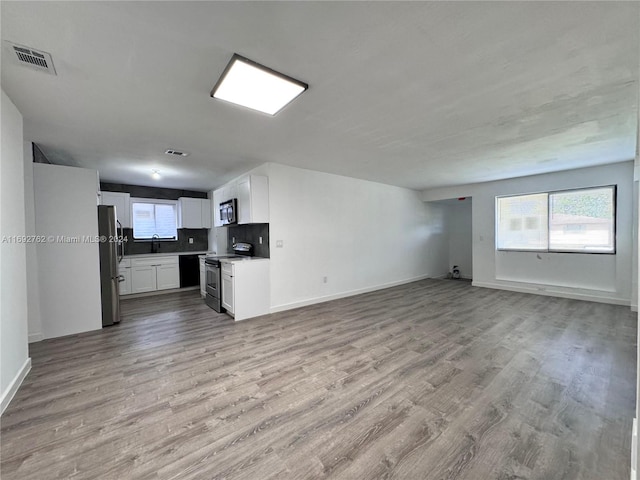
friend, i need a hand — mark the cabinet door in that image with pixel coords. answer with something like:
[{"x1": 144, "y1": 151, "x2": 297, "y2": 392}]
[
  {"x1": 201, "y1": 199, "x2": 212, "y2": 229},
  {"x1": 179, "y1": 198, "x2": 202, "y2": 229},
  {"x1": 199, "y1": 259, "x2": 206, "y2": 297},
  {"x1": 131, "y1": 266, "x2": 156, "y2": 293},
  {"x1": 157, "y1": 264, "x2": 180, "y2": 290},
  {"x1": 101, "y1": 191, "x2": 131, "y2": 228},
  {"x1": 223, "y1": 183, "x2": 237, "y2": 202},
  {"x1": 213, "y1": 189, "x2": 224, "y2": 227},
  {"x1": 237, "y1": 177, "x2": 251, "y2": 224},
  {"x1": 221, "y1": 273, "x2": 234, "y2": 314},
  {"x1": 119, "y1": 266, "x2": 132, "y2": 295}
]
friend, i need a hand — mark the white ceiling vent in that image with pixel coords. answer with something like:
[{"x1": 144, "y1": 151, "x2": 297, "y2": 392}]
[
  {"x1": 6, "y1": 42, "x2": 56, "y2": 75},
  {"x1": 165, "y1": 149, "x2": 189, "y2": 157}
]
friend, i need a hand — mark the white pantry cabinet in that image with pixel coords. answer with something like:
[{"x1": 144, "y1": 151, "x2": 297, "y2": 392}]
[
  {"x1": 130, "y1": 256, "x2": 180, "y2": 293},
  {"x1": 178, "y1": 197, "x2": 212, "y2": 229},
  {"x1": 237, "y1": 175, "x2": 269, "y2": 224},
  {"x1": 220, "y1": 259, "x2": 269, "y2": 321},
  {"x1": 100, "y1": 191, "x2": 131, "y2": 228}
]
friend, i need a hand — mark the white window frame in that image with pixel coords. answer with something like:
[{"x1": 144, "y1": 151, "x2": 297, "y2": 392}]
[
  {"x1": 131, "y1": 198, "x2": 178, "y2": 241},
  {"x1": 496, "y1": 185, "x2": 616, "y2": 254}
]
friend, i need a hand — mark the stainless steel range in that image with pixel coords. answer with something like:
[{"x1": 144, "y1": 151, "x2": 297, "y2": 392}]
[{"x1": 204, "y1": 242, "x2": 253, "y2": 312}]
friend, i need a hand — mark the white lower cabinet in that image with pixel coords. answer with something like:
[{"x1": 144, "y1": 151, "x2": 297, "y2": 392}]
[
  {"x1": 130, "y1": 256, "x2": 180, "y2": 294},
  {"x1": 199, "y1": 257, "x2": 206, "y2": 298},
  {"x1": 221, "y1": 272, "x2": 234, "y2": 314},
  {"x1": 118, "y1": 258, "x2": 132, "y2": 295},
  {"x1": 156, "y1": 264, "x2": 180, "y2": 290},
  {"x1": 220, "y1": 259, "x2": 269, "y2": 321},
  {"x1": 131, "y1": 265, "x2": 157, "y2": 293}
]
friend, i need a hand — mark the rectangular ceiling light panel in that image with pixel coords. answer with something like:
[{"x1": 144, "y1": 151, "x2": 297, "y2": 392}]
[{"x1": 211, "y1": 54, "x2": 307, "y2": 115}]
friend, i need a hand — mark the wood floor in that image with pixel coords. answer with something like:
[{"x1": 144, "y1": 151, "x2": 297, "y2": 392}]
[{"x1": 1, "y1": 279, "x2": 636, "y2": 480}]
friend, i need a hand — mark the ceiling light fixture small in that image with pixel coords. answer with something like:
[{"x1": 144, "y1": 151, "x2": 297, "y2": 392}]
[
  {"x1": 210, "y1": 54, "x2": 308, "y2": 116},
  {"x1": 151, "y1": 170, "x2": 161, "y2": 180}
]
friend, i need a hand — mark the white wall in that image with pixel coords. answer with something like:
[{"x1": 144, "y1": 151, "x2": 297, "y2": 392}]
[
  {"x1": 423, "y1": 162, "x2": 634, "y2": 305},
  {"x1": 445, "y1": 199, "x2": 473, "y2": 279},
  {"x1": 0, "y1": 90, "x2": 31, "y2": 413},
  {"x1": 33, "y1": 163, "x2": 103, "y2": 339},
  {"x1": 262, "y1": 163, "x2": 448, "y2": 311},
  {"x1": 23, "y1": 143, "x2": 43, "y2": 342}
]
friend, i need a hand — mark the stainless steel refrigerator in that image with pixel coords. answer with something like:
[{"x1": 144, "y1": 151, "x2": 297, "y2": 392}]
[{"x1": 98, "y1": 205, "x2": 121, "y2": 326}]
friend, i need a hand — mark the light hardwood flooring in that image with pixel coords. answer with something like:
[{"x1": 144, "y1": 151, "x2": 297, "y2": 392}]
[{"x1": 1, "y1": 279, "x2": 637, "y2": 480}]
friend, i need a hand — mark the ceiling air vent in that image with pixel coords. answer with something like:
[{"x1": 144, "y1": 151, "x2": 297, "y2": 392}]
[
  {"x1": 165, "y1": 149, "x2": 189, "y2": 157},
  {"x1": 6, "y1": 42, "x2": 56, "y2": 75}
]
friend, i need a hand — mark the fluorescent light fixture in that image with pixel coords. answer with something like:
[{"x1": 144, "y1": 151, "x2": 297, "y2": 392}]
[
  {"x1": 210, "y1": 54, "x2": 308, "y2": 115},
  {"x1": 151, "y1": 169, "x2": 161, "y2": 180}
]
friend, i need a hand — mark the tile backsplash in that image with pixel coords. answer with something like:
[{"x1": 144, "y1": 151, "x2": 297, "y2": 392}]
[
  {"x1": 227, "y1": 223, "x2": 270, "y2": 258},
  {"x1": 123, "y1": 228, "x2": 209, "y2": 255}
]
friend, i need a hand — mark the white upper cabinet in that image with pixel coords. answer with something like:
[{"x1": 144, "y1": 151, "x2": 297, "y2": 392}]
[
  {"x1": 212, "y1": 175, "x2": 268, "y2": 227},
  {"x1": 237, "y1": 175, "x2": 269, "y2": 224},
  {"x1": 178, "y1": 197, "x2": 202, "y2": 228},
  {"x1": 201, "y1": 198, "x2": 212, "y2": 229},
  {"x1": 178, "y1": 197, "x2": 211, "y2": 229},
  {"x1": 100, "y1": 191, "x2": 131, "y2": 228},
  {"x1": 213, "y1": 189, "x2": 224, "y2": 227},
  {"x1": 222, "y1": 182, "x2": 237, "y2": 203}
]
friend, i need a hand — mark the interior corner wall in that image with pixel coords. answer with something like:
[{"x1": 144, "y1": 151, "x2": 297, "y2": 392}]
[
  {"x1": 264, "y1": 163, "x2": 449, "y2": 312},
  {"x1": 0, "y1": 90, "x2": 30, "y2": 413},
  {"x1": 632, "y1": 179, "x2": 638, "y2": 311},
  {"x1": 23, "y1": 142, "x2": 43, "y2": 342},
  {"x1": 33, "y1": 163, "x2": 103, "y2": 339},
  {"x1": 423, "y1": 162, "x2": 634, "y2": 305}
]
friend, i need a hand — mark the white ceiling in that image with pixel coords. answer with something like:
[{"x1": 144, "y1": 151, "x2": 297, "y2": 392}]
[{"x1": 2, "y1": 2, "x2": 638, "y2": 192}]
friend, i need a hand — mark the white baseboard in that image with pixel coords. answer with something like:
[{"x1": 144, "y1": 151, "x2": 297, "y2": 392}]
[
  {"x1": 28, "y1": 333, "x2": 43, "y2": 343},
  {"x1": 1, "y1": 357, "x2": 31, "y2": 415},
  {"x1": 632, "y1": 418, "x2": 637, "y2": 480},
  {"x1": 472, "y1": 280, "x2": 629, "y2": 306},
  {"x1": 270, "y1": 273, "x2": 432, "y2": 313}
]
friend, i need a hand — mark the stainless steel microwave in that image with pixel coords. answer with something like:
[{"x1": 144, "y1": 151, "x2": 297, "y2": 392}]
[{"x1": 219, "y1": 198, "x2": 237, "y2": 225}]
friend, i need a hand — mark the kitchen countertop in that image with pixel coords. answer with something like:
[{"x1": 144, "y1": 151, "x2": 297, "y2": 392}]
[
  {"x1": 124, "y1": 251, "x2": 214, "y2": 259},
  {"x1": 219, "y1": 257, "x2": 269, "y2": 263}
]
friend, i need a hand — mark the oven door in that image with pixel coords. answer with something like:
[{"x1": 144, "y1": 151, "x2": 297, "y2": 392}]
[{"x1": 205, "y1": 262, "x2": 220, "y2": 298}]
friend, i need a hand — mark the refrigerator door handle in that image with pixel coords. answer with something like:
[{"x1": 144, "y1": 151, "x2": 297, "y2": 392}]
[{"x1": 116, "y1": 219, "x2": 123, "y2": 263}]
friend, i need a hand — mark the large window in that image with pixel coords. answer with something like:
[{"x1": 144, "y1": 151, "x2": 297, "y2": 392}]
[
  {"x1": 496, "y1": 186, "x2": 615, "y2": 253},
  {"x1": 131, "y1": 200, "x2": 178, "y2": 240}
]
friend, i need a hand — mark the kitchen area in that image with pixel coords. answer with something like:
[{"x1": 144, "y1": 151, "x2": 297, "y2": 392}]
[
  {"x1": 103, "y1": 173, "x2": 271, "y2": 323},
  {"x1": 31, "y1": 155, "x2": 272, "y2": 343}
]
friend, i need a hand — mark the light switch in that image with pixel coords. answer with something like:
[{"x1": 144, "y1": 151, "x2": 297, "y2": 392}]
[
  {"x1": 189, "y1": 238, "x2": 194, "y2": 244},
  {"x1": 276, "y1": 240, "x2": 283, "y2": 248}
]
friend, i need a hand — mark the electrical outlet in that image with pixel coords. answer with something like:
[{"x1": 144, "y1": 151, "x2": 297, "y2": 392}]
[
  {"x1": 276, "y1": 240, "x2": 283, "y2": 248},
  {"x1": 323, "y1": 276, "x2": 328, "y2": 283},
  {"x1": 188, "y1": 238, "x2": 194, "y2": 244},
  {"x1": 259, "y1": 236, "x2": 263, "y2": 244}
]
